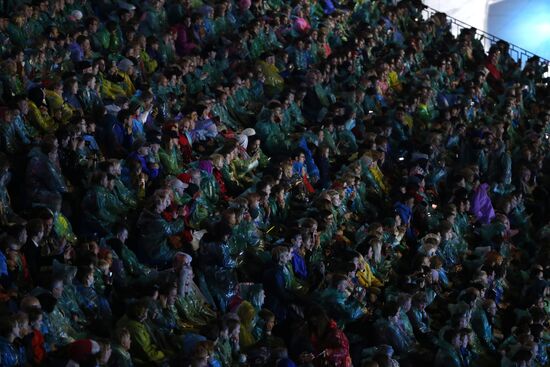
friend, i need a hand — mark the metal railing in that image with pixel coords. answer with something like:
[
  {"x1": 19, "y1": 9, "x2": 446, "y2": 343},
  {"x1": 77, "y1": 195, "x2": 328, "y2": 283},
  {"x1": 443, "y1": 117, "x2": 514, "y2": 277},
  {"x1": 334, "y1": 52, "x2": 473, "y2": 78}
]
[{"x1": 421, "y1": 5, "x2": 550, "y2": 69}]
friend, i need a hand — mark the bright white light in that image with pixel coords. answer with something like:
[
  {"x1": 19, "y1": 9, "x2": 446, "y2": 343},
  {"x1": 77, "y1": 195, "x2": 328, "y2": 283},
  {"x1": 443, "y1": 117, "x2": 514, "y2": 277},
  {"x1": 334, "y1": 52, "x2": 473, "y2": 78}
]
[
  {"x1": 424, "y1": 0, "x2": 490, "y2": 31},
  {"x1": 536, "y1": 23, "x2": 550, "y2": 33},
  {"x1": 425, "y1": 0, "x2": 550, "y2": 60}
]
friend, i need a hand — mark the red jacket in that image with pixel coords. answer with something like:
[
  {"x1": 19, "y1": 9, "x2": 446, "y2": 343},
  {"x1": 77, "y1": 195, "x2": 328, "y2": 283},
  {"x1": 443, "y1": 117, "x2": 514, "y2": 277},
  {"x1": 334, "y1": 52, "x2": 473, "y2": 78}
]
[
  {"x1": 213, "y1": 168, "x2": 230, "y2": 200},
  {"x1": 28, "y1": 329, "x2": 46, "y2": 365},
  {"x1": 178, "y1": 133, "x2": 193, "y2": 163},
  {"x1": 311, "y1": 320, "x2": 352, "y2": 367}
]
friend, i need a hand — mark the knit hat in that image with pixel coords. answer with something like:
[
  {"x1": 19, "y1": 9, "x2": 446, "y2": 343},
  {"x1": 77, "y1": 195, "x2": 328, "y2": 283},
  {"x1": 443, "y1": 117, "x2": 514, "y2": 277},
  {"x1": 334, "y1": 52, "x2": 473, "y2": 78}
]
[
  {"x1": 70, "y1": 10, "x2": 83, "y2": 21},
  {"x1": 68, "y1": 339, "x2": 100, "y2": 362},
  {"x1": 241, "y1": 128, "x2": 256, "y2": 136},
  {"x1": 117, "y1": 58, "x2": 134, "y2": 73},
  {"x1": 237, "y1": 134, "x2": 248, "y2": 149}
]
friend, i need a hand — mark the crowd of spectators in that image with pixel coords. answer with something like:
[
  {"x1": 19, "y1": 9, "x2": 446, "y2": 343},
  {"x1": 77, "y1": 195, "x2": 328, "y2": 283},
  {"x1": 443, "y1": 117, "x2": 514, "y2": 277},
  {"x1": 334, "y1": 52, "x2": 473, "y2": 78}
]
[{"x1": 0, "y1": 0, "x2": 549, "y2": 366}]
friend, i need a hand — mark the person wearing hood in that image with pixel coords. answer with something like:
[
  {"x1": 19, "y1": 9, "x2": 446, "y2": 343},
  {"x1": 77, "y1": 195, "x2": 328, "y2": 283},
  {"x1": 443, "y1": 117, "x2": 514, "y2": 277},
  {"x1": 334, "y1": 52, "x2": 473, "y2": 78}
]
[
  {"x1": 470, "y1": 181, "x2": 495, "y2": 225},
  {"x1": 306, "y1": 304, "x2": 352, "y2": 367},
  {"x1": 158, "y1": 131, "x2": 184, "y2": 176},
  {"x1": 237, "y1": 301, "x2": 258, "y2": 350},
  {"x1": 434, "y1": 328, "x2": 466, "y2": 367},
  {"x1": 80, "y1": 171, "x2": 127, "y2": 236},
  {"x1": 28, "y1": 86, "x2": 58, "y2": 133},
  {"x1": 233, "y1": 128, "x2": 260, "y2": 184},
  {"x1": 136, "y1": 192, "x2": 186, "y2": 268},
  {"x1": 0, "y1": 154, "x2": 24, "y2": 226},
  {"x1": 78, "y1": 73, "x2": 104, "y2": 115},
  {"x1": 25, "y1": 135, "x2": 68, "y2": 212}
]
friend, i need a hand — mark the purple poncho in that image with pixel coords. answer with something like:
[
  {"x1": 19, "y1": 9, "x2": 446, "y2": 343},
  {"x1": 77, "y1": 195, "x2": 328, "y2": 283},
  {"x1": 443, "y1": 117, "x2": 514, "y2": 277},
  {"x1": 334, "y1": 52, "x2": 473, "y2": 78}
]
[{"x1": 470, "y1": 183, "x2": 495, "y2": 225}]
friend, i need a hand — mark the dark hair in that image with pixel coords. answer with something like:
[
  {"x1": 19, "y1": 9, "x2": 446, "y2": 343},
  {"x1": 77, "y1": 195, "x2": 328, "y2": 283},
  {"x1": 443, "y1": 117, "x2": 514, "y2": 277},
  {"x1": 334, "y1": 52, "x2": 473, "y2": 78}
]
[
  {"x1": 159, "y1": 281, "x2": 177, "y2": 296},
  {"x1": 27, "y1": 308, "x2": 43, "y2": 324},
  {"x1": 81, "y1": 73, "x2": 96, "y2": 86},
  {"x1": 75, "y1": 266, "x2": 94, "y2": 284},
  {"x1": 226, "y1": 318, "x2": 240, "y2": 334},
  {"x1": 200, "y1": 319, "x2": 228, "y2": 341},
  {"x1": 26, "y1": 218, "x2": 44, "y2": 237},
  {"x1": 128, "y1": 298, "x2": 149, "y2": 320},
  {"x1": 76, "y1": 34, "x2": 88, "y2": 45},
  {"x1": 117, "y1": 109, "x2": 133, "y2": 123},
  {"x1": 383, "y1": 301, "x2": 400, "y2": 318},
  {"x1": 443, "y1": 328, "x2": 459, "y2": 343},
  {"x1": 258, "y1": 309, "x2": 275, "y2": 321},
  {"x1": 306, "y1": 304, "x2": 330, "y2": 337},
  {"x1": 41, "y1": 135, "x2": 58, "y2": 155},
  {"x1": 0, "y1": 317, "x2": 17, "y2": 337},
  {"x1": 114, "y1": 327, "x2": 130, "y2": 342}
]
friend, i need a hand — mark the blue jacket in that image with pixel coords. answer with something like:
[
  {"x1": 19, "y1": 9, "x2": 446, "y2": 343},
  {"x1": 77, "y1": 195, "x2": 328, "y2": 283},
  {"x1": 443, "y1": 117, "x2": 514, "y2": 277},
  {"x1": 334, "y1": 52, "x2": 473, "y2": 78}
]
[
  {"x1": 394, "y1": 201, "x2": 414, "y2": 239},
  {"x1": 434, "y1": 341, "x2": 463, "y2": 367},
  {"x1": 263, "y1": 264, "x2": 293, "y2": 321},
  {"x1": 298, "y1": 137, "x2": 320, "y2": 179},
  {"x1": 0, "y1": 336, "x2": 26, "y2": 367},
  {"x1": 374, "y1": 318, "x2": 413, "y2": 355},
  {"x1": 107, "y1": 120, "x2": 133, "y2": 158},
  {"x1": 128, "y1": 152, "x2": 159, "y2": 180},
  {"x1": 291, "y1": 250, "x2": 307, "y2": 280},
  {"x1": 471, "y1": 307, "x2": 496, "y2": 353},
  {"x1": 0, "y1": 250, "x2": 7, "y2": 277}
]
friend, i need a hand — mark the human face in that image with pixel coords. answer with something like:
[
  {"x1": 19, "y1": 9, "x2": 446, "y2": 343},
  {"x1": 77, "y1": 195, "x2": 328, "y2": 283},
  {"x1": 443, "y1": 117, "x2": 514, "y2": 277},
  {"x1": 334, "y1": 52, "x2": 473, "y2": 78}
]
[
  {"x1": 85, "y1": 273, "x2": 94, "y2": 287},
  {"x1": 486, "y1": 302, "x2": 497, "y2": 317},
  {"x1": 230, "y1": 326, "x2": 240, "y2": 341},
  {"x1": 35, "y1": 229, "x2": 44, "y2": 242},
  {"x1": 167, "y1": 288, "x2": 177, "y2": 306},
  {"x1": 52, "y1": 281, "x2": 64, "y2": 299},
  {"x1": 43, "y1": 218, "x2": 53, "y2": 235},
  {"x1": 121, "y1": 334, "x2": 131, "y2": 350},
  {"x1": 89, "y1": 20, "x2": 98, "y2": 33},
  {"x1": 292, "y1": 235, "x2": 302, "y2": 249},
  {"x1": 402, "y1": 299, "x2": 412, "y2": 313},
  {"x1": 279, "y1": 250, "x2": 290, "y2": 265},
  {"x1": 213, "y1": 158, "x2": 224, "y2": 170},
  {"x1": 257, "y1": 290, "x2": 265, "y2": 307},
  {"x1": 265, "y1": 317, "x2": 275, "y2": 332},
  {"x1": 331, "y1": 194, "x2": 341, "y2": 207},
  {"x1": 18, "y1": 99, "x2": 29, "y2": 115},
  {"x1": 138, "y1": 146, "x2": 150, "y2": 157},
  {"x1": 17, "y1": 228, "x2": 27, "y2": 244},
  {"x1": 99, "y1": 344, "x2": 112, "y2": 364},
  {"x1": 112, "y1": 163, "x2": 122, "y2": 176},
  {"x1": 12, "y1": 322, "x2": 22, "y2": 338}
]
